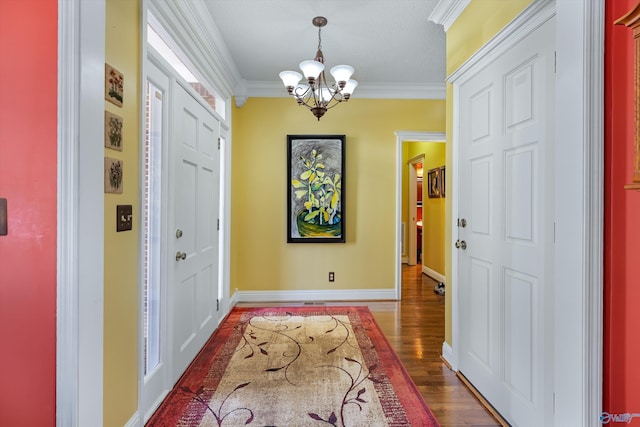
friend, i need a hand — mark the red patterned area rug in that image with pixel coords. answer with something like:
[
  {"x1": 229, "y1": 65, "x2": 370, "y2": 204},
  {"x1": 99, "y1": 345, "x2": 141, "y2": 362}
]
[{"x1": 147, "y1": 306, "x2": 440, "y2": 426}]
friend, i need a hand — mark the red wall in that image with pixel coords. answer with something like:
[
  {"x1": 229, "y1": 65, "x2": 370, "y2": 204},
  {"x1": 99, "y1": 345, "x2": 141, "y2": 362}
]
[
  {"x1": 0, "y1": 0, "x2": 58, "y2": 425},
  {"x1": 604, "y1": 0, "x2": 640, "y2": 415}
]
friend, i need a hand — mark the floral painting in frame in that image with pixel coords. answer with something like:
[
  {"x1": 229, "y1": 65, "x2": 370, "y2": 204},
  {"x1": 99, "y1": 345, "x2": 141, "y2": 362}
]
[
  {"x1": 104, "y1": 110, "x2": 123, "y2": 151},
  {"x1": 287, "y1": 135, "x2": 345, "y2": 243},
  {"x1": 104, "y1": 157, "x2": 123, "y2": 194},
  {"x1": 427, "y1": 168, "x2": 441, "y2": 198},
  {"x1": 105, "y1": 63, "x2": 124, "y2": 107}
]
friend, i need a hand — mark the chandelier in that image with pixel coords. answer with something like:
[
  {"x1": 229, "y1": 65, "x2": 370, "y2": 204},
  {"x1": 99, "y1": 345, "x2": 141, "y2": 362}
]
[{"x1": 279, "y1": 16, "x2": 358, "y2": 121}]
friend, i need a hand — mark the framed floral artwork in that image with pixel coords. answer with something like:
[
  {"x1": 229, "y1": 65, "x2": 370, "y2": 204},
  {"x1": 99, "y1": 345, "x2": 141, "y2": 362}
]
[
  {"x1": 105, "y1": 63, "x2": 124, "y2": 107},
  {"x1": 287, "y1": 135, "x2": 345, "y2": 243},
  {"x1": 104, "y1": 110, "x2": 123, "y2": 151},
  {"x1": 427, "y1": 168, "x2": 441, "y2": 198},
  {"x1": 104, "y1": 157, "x2": 123, "y2": 194}
]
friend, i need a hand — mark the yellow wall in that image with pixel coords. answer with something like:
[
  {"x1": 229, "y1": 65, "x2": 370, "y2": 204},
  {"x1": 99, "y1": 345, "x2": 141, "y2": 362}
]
[
  {"x1": 443, "y1": 0, "x2": 533, "y2": 344},
  {"x1": 231, "y1": 98, "x2": 445, "y2": 293},
  {"x1": 104, "y1": 0, "x2": 140, "y2": 425},
  {"x1": 406, "y1": 142, "x2": 446, "y2": 274}
]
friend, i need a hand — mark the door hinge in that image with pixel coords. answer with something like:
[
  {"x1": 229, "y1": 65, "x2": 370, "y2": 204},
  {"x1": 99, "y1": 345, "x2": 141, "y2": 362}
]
[
  {"x1": 217, "y1": 218, "x2": 220, "y2": 230},
  {"x1": 217, "y1": 299, "x2": 219, "y2": 311},
  {"x1": 218, "y1": 137, "x2": 221, "y2": 150},
  {"x1": 554, "y1": 51, "x2": 557, "y2": 74}
]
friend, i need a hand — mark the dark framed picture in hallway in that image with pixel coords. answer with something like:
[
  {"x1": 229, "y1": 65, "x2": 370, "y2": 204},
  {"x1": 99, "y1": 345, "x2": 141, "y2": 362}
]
[
  {"x1": 287, "y1": 135, "x2": 345, "y2": 243},
  {"x1": 427, "y1": 167, "x2": 441, "y2": 198},
  {"x1": 439, "y1": 166, "x2": 446, "y2": 197}
]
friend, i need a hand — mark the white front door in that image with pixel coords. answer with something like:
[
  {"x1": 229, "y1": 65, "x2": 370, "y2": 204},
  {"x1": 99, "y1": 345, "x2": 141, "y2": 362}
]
[
  {"x1": 170, "y1": 82, "x2": 221, "y2": 381},
  {"x1": 457, "y1": 16, "x2": 555, "y2": 427}
]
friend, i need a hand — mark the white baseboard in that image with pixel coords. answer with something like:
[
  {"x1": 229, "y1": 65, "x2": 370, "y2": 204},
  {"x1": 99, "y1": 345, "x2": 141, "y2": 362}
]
[
  {"x1": 442, "y1": 341, "x2": 456, "y2": 371},
  {"x1": 229, "y1": 288, "x2": 239, "y2": 307},
  {"x1": 124, "y1": 412, "x2": 141, "y2": 427},
  {"x1": 401, "y1": 256, "x2": 408, "y2": 264},
  {"x1": 236, "y1": 289, "x2": 398, "y2": 303},
  {"x1": 422, "y1": 265, "x2": 445, "y2": 283}
]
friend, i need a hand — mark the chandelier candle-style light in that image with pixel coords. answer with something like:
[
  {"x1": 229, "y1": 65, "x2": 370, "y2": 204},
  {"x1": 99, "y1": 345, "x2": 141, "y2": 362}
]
[{"x1": 279, "y1": 16, "x2": 358, "y2": 121}]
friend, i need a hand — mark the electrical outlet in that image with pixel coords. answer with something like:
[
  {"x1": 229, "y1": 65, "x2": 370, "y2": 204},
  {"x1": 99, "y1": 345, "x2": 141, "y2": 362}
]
[{"x1": 329, "y1": 272, "x2": 335, "y2": 282}]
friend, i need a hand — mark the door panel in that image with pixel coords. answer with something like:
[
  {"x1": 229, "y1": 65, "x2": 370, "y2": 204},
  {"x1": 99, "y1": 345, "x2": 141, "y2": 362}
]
[
  {"x1": 468, "y1": 258, "x2": 491, "y2": 367},
  {"x1": 504, "y1": 269, "x2": 536, "y2": 402},
  {"x1": 457, "y1": 16, "x2": 555, "y2": 427}
]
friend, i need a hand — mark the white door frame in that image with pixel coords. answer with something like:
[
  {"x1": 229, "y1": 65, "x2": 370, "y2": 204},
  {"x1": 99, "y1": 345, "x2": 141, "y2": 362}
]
[
  {"x1": 395, "y1": 131, "x2": 446, "y2": 300},
  {"x1": 448, "y1": 0, "x2": 603, "y2": 425},
  {"x1": 57, "y1": 0, "x2": 105, "y2": 426}
]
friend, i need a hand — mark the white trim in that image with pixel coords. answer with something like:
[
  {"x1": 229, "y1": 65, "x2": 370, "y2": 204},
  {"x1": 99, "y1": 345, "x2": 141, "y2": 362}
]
[
  {"x1": 57, "y1": 0, "x2": 105, "y2": 425},
  {"x1": 554, "y1": 1, "x2": 604, "y2": 425},
  {"x1": 219, "y1": 125, "x2": 233, "y2": 315},
  {"x1": 149, "y1": 0, "x2": 238, "y2": 99},
  {"x1": 229, "y1": 288, "x2": 240, "y2": 308},
  {"x1": 422, "y1": 265, "x2": 445, "y2": 284},
  {"x1": 586, "y1": 4, "x2": 605, "y2": 424},
  {"x1": 441, "y1": 341, "x2": 455, "y2": 370},
  {"x1": 57, "y1": 1, "x2": 80, "y2": 424},
  {"x1": 451, "y1": 82, "x2": 461, "y2": 372},
  {"x1": 123, "y1": 412, "x2": 141, "y2": 427},
  {"x1": 138, "y1": 2, "x2": 149, "y2": 424},
  {"x1": 395, "y1": 131, "x2": 447, "y2": 301},
  {"x1": 236, "y1": 289, "x2": 397, "y2": 303},
  {"x1": 240, "y1": 81, "x2": 446, "y2": 104},
  {"x1": 428, "y1": 0, "x2": 472, "y2": 31}
]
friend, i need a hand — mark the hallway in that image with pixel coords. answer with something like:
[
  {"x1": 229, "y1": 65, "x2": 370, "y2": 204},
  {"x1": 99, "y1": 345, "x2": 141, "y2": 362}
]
[{"x1": 370, "y1": 265, "x2": 502, "y2": 426}]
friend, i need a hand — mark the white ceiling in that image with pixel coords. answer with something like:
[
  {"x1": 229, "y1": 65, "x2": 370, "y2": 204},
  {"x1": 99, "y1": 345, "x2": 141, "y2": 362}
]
[{"x1": 200, "y1": 0, "x2": 446, "y2": 99}]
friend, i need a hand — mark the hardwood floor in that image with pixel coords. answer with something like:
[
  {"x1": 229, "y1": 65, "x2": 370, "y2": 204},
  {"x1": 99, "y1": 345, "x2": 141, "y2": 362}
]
[
  {"x1": 369, "y1": 264, "x2": 502, "y2": 427},
  {"x1": 238, "y1": 264, "x2": 503, "y2": 426}
]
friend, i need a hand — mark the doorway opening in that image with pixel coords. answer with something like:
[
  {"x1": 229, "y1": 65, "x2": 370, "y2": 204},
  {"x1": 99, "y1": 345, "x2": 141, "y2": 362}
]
[
  {"x1": 394, "y1": 131, "x2": 445, "y2": 300},
  {"x1": 407, "y1": 155, "x2": 424, "y2": 267}
]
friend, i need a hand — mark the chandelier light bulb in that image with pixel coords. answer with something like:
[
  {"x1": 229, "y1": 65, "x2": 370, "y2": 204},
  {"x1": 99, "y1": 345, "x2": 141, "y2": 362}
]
[
  {"x1": 299, "y1": 60, "x2": 324, "y2": 82},
  {"x1": 279, "y1": 70, "x2": 303, "y2": 90},
  {"x1": 316, "y1": 87, "x2": 332, "y2": 104},
  {"x1": 342, "y1": 79, "x2": 358, "y2": 98},
  {"x1": 330, "y1": 65, "x2": 355, "y2": 87}
]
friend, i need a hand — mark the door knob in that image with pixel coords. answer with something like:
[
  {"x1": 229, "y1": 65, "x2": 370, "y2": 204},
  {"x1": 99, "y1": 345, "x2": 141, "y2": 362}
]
[
  {"x1": 458, "y1": 218, "x2": 467, "y2": 228},
  {"x1": 455, "y1": 239, "x2": 467, "y2": 250},
  {"x1": 176, "y1": 229, "x2": 183, "y2": 238},
  {"x1": 175, "y1": 251, "x2": 187, "y2": 261}
]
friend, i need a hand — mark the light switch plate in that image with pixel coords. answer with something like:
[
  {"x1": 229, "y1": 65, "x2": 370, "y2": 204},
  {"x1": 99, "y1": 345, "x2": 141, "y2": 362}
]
[{"x1": 116, "y1": 204, "x2": 133, "y2": 232}]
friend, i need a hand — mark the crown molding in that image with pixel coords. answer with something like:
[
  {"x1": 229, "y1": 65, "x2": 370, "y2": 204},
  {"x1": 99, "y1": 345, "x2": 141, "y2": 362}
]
[
  {"x1": 428, "y1": 0, "x2": 471, "y2": 31},
  {"x1": 149, "y1": 0, "x2": 241, "y2": 98},
  {"x1": 235, "y1": 81, "x2": 446, "y2": 106},
  {"x1": 447, "y1": 0, "x2": 554, "y2": 84}
]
